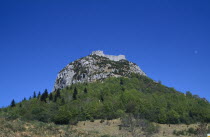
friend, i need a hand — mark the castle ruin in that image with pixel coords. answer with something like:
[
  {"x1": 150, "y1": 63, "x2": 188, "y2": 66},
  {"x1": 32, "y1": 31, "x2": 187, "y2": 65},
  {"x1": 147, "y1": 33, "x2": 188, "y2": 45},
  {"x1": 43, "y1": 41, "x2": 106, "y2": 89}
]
[{"x1": 91, "y1": 50, "x2": 126, "y2": 61}]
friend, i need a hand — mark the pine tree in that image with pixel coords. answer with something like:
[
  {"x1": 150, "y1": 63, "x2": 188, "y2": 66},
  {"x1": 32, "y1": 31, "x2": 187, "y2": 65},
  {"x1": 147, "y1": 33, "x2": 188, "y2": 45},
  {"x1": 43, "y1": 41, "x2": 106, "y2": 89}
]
[
  {"x1": 19, "y1": 103, "x2": 22, "y2": 108},
  {"x1": 29, "y1": 96, "x2": 32, "y2": 100},
  {"x1": 10, "y1": 99, "x2": 16, "y2": 107},
  {"x1": 100, "y1": 91, "x2": 104, "y2": 102},
  {"x1": 40, "y1": 89, "x2": 48, "y2": 102},
  {"x1": 73, "y1": 87, "x2": 78, "y2": 100},
  {"x1": 61, "y1": 97, "x2": 65, "y2": 104},
  {"x1": 84, "y1": 88, "x2": 88, "y2": 94},
  {"x1": 44, "y1": 89, "x2": 48, "y2": 94},
  {"x1": 120, "y1": 79, "x2": 124, "y2": 85},
  {"x1": 100, "y1": 95, "x2": 104, "y2": 102},
  {"x1": 49, "y1": 93, "x2": 53, "y2": 101},
  {"x1": 40, "y1": 94, "x2": 45, "y2": 102},
  {"x1": 53, "y1": 89, "x2": 61, "y2": 102},
  {"x1": 23, "y1": 97, "x2": 26, "y2": 101},
  {"x1": 56, "y1": 89, "x2": 61, "y2": 98},
  {"x1": 33, "y1": 91, "x2": 37, "y2": 98},
  {"x1": 37, "y1": 91, "x2": 41, "y2": 99},
  {"x1": 53, "y1": 96, "x2": 57, "y2": 102}
]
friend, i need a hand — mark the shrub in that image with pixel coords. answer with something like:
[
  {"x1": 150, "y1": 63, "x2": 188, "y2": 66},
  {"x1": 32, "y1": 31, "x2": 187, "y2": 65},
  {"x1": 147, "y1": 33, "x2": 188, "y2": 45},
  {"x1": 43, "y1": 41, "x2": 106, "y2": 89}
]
[
  {"x1": 5, "y1": 110, "x2": 19, "y2": 120},
  {"x1": 69, "y1": 118, "x2": 78, "y2": 125},
  {"x1": 53, "y1": 110, "x2": 71, "y2": 125},
  {"x1": 100, "y1": 119, "x2": 105, "y2": 123},
  {"x1": 121, "y1": 114, "x2": 159, "y2": 136},
  {"x1": 90, "y1": 117, "x2": 94, "y2": 122},
  {"x1": 144, "y1": 122, "x2": 160, "y2": 135},
  {"x1": 173, "y1": 129, "x2": 187, "y2": 136},
  {"x1": 188, "y1": 127, "x2": 196, "y2": 134}
]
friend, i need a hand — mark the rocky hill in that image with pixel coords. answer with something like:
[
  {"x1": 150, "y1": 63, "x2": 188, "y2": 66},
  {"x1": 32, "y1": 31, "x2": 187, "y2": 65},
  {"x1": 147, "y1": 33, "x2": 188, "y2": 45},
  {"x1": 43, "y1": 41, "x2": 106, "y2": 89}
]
[
  {"x1": 1, "y1": 51, "x2": 210, "y2": 137},
  {"x1": 54, "y1": 51, "x2": 146, "y2": 90}
]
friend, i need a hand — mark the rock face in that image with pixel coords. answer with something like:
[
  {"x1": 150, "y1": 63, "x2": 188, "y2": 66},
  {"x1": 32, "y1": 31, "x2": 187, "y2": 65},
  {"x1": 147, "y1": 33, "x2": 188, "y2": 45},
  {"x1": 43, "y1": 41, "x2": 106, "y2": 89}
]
[{"x1": 53, "y1": 51, "x2": 146, "y2": 90}]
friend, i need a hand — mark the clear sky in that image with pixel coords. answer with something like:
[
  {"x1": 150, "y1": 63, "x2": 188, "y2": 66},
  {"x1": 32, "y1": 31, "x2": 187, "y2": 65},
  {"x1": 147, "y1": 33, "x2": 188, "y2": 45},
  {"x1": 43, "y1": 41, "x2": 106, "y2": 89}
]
[{"x1": 0, "y1": 0, "x2": 210, "y2": 107}]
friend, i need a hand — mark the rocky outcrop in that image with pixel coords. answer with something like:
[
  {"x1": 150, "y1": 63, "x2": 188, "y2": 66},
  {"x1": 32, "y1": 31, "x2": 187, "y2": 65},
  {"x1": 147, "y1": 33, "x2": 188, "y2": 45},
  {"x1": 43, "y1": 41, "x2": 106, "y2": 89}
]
[{"x1": 53, "y1": 51, "x2": 146, "y2": 90}]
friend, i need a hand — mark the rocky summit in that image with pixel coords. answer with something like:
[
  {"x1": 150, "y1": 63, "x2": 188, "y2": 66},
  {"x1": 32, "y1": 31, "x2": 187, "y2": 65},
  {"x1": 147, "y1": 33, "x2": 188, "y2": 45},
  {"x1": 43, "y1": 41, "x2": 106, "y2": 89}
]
[{"x1": 53, "y1": 51, "x2": 146, "y2": 90}]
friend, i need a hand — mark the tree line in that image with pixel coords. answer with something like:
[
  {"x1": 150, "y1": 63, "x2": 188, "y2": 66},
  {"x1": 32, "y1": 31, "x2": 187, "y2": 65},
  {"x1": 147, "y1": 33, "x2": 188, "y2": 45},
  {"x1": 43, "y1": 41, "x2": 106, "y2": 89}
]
[{"x1": 2, "y1": 74, "x2": 210, "y2": 125}]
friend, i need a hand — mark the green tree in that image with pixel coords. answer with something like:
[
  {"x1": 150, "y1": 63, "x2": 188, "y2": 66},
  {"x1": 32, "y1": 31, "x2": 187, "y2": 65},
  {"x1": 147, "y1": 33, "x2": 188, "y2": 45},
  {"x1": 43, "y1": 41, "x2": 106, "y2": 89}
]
[
  {"x1": 10, "y1": 99, "x2": 16, "y2": 107},
  {"x1": 37, "y1": 91, "x2": 41, "y2": 99},
  {"x1": 167, "y1": 110, "x2": 180, "y2": 124},
  {"x1": 61, "y1": 98, "x2": 65, "y2": 105},
  {"x1": 54, "y1": 89, "x2": 61, "y2": 102},
  {"x1": 120, "y1": 79, "x2": 124, "y2": 85},
  {"x1": 186, "y1": 91, "x2": 192, "y2": 98},
  {"x1": 157, "y1": 108, "x2": 167, "y2": 123},
  {"x1": 49, "y1": 93, "x2": 53, "y2": 101},
  {"x1": 84, "y1": 87, "x2": 88, "y2": 93},
  {"x1": 53, "y1": 107, "x2": 71, "y2": 124},
  {"x1": 73, "y1": 87, "x2": 78, "y2": 100},
  {"x1": 33, "y1": 91, "x2": 37, "y2": 98},
  {"x1": 56, "y1": 89, "x2": 61, "y2": 98},
  {"x1": 100, "y1": 95, "x2": 104, "y2": 102},
  {"x1": 40, "y1": 89, "x2": 48, "y2": 102}
]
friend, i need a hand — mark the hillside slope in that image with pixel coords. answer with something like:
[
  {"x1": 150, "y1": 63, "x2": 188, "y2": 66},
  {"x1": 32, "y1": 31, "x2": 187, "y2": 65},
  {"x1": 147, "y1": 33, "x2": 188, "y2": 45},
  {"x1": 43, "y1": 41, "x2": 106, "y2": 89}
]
[
  {"x1": 1, "y1": 75, "x2": 210, "y2": 125},
  {"x1": 1, "y1": 51, "x2": 210, "y2": 136}
]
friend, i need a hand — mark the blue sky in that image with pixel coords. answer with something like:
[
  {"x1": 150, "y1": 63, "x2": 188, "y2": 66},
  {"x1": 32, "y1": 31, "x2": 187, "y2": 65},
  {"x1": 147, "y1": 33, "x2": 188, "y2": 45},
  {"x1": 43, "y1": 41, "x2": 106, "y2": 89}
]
[{"x1": 0, "y1": 0, "x2": 210, "y2": 107}]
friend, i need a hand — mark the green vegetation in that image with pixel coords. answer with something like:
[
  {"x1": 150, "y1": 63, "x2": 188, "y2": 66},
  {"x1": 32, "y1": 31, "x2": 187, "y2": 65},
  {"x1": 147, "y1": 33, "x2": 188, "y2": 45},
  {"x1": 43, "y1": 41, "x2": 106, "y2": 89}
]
[
  {"x1": 10, "y1": 99, "x2": 16, "y2": 107},
  {"x1": 1, "y1": 74, "x2": 210, "y2": 126}
]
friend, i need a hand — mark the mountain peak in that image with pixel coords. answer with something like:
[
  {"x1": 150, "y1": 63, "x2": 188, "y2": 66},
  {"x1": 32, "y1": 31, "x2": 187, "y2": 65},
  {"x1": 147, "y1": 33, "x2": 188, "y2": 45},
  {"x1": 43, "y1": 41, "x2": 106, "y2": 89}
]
[{"x1": 53, "y1": 51, "x2": 146, "y2": 90}]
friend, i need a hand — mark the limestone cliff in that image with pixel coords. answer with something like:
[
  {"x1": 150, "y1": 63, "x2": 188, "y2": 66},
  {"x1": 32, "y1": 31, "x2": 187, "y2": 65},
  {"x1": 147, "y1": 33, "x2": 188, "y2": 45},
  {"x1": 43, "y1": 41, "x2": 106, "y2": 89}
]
[{"x1": 53, "y1": 51, "x2": 146, "y2": 90}]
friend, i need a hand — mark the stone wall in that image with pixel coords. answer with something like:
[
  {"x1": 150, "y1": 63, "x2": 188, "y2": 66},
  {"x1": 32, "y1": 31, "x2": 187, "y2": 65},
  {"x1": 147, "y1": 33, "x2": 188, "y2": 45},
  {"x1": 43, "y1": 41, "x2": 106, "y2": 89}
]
[{"x1": 91, "y1": 50, "x2": 126, "y2": 61}]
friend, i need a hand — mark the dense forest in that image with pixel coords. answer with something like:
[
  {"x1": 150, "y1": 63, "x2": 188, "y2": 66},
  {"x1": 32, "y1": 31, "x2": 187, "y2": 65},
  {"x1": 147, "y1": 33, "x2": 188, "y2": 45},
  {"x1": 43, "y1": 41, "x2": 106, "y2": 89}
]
[{"x1": 1, "y1": 74, "x2": 210, "y2": 125}]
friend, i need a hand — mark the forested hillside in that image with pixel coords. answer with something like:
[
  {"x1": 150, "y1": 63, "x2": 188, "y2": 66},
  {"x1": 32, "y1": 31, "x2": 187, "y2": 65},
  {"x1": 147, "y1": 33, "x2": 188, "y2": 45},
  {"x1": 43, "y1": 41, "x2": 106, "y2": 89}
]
[{"x1": 1, "y1": 74, "x2": 210, "y2": 126}]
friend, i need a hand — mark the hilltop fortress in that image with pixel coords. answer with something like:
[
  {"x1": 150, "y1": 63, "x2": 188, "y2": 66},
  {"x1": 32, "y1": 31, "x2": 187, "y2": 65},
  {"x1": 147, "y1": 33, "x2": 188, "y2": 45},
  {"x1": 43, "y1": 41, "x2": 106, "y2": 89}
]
[
  {"x1": 91, "y1": 50, "x2": 126, "y2": 61},
  {"x1": 53, "y1": 50, "x2": 145, "y2": 90}
]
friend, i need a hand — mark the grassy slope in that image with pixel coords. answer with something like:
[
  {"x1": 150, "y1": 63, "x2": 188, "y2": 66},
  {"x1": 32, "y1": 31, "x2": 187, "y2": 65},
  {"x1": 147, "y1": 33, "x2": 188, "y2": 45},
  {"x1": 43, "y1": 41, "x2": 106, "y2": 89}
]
[{"x1": 0, "y1": 118, "x2": 208, "y2": 137}]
